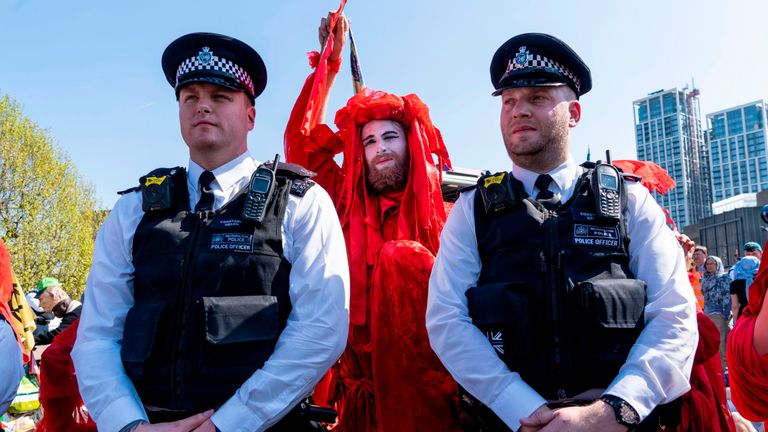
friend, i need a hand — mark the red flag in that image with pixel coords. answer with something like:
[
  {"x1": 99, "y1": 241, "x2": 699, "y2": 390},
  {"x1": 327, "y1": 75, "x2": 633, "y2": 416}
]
[{"x1": 284, "y1": 0, "x2": 346, "y2": 167}]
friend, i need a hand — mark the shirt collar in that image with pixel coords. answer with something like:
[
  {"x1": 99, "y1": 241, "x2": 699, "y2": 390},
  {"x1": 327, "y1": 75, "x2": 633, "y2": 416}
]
[
  {"x1": 187, "y1": 152, "x2": 256, "y2": 194},
  {"x1": 511, "y1": 157, "x2": 580, "y2": 197}
]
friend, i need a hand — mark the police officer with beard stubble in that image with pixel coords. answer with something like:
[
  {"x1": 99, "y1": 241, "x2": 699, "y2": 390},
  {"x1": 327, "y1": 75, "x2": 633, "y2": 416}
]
[
  {"x1": 426, "y1": 33, "x2": 697, "y2": 432},
  {"x1": 72, "y1": 33, "x2": 349, "y2": 432}
]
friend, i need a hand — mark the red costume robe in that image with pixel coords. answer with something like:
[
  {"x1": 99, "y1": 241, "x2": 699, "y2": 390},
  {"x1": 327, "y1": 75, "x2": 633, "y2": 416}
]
[
  {"x1": 36, "y1": 318, "x2": 97, "y2": 432},
  {"x1": 285, "y1": 44, "x2": 458, "y2": 431},
  {"x1": 727, "y1": 244, "x2": 768, "y2": 422}
]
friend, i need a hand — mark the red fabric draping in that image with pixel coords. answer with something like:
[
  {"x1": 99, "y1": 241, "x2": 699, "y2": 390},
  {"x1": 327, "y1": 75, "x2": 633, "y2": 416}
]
[
  {"x1": 613, "y1": 159, "x2": 677, "y2": 195},
  {"x1": 369, "y1": 241, "x2": 458, "y2": 431},
  {"x1": 331, "y1": 90, "x2": 451, "y2": 327},
  {"x1": 37, "y1": 318, "x2": 97, "y2": 432},
  {"x1": 727, "y1": 241, "x2": 768, "y2": 421},
  {"x1": 675, "y1": 312, "x2": 736, "y2": 432},
  {"x1": 0, "y1": 239, "x2": 25, "y2": 361},
  {"x1": 614, "y1": 160, "x2": 678, "y2": 229},
  {"x1": 286, "y1": 75, "x2": 451, "y2": 327},
  {"x1": 284, "y1": 16, "x2": 456, "y2": 430}
]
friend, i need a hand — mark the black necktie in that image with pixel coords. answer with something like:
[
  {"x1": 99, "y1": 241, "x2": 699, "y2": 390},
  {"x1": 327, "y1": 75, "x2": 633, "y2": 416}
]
[
  {"x1": 195, "y1": 170, "x2": 215, "y2": 212},
  {"x1": 534, "y1": 174, "x2": 559, "y2": 209},
  {"x1": 535, "y1": 174, "x2": 555, "y2": 199}
]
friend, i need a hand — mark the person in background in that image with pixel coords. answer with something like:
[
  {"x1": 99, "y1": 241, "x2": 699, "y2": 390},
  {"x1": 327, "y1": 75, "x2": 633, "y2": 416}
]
[
  {"x1": 693, "y1": 246, "x2": 708, "y2": 274},
  {"x1": 731, "y1": 242, "x2": 762, "y2": 322},
  {"x1": 700, "y1": 255, "x2": 732, "y2": 371},
  {"x1": 33, "y1": 277, "x2": 82, "y2": 346},
  {"x1": 687, "y1": 244, "x2": 707, "y2": 310}
]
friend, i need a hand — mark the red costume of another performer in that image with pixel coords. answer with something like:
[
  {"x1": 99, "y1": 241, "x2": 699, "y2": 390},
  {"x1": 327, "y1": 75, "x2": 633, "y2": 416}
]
[
  {"x1": 284, "y1": 11, "x2": 459, "y2": 432},
  {"x1": 37, "y1": 318, "x2": 97, "y2": 432},
  {"x1": 727, "y1": 239, "x2": 768, "y2": 422}
]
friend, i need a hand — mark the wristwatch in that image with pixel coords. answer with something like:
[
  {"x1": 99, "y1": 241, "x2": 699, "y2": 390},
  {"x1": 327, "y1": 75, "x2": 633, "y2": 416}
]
[{"x1": 600, "y1": 394, "x2": 640, "y2": 428}]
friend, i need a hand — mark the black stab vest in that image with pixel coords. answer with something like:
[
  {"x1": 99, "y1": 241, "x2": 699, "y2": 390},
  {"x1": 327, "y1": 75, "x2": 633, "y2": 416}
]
[
  {"x1": 468, "y1": 167, "x2": 646, "y2": 400},
  {"x1": 120, "y1": 166, "x2": 302, "y2": 411}
]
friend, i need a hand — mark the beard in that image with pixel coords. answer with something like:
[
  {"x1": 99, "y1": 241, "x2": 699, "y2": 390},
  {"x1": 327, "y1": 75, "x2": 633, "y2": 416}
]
[
  {"x1": 503, "y1": 111, "x2": 570, "y2": 165},
  {"x1": 366, "y1": 153, "x2": 410, "y2": 194}
]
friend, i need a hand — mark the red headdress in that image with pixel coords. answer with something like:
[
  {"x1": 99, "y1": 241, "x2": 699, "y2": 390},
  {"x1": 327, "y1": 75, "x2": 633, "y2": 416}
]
[{"x1": 333, "y1": 89, "x2": 451, "y2": 325}]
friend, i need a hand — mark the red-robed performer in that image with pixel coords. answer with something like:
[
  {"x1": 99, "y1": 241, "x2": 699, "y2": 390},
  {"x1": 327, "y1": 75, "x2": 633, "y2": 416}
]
[
  {"x1": 727, "y1": 205, "x2": 768, "y2": 423},
  {"x1": 284, "y1": 9, "x2": 460, "y2": 432}
]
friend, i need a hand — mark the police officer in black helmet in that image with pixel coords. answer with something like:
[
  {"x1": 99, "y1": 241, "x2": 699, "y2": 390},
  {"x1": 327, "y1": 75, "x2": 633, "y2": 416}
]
[
  {"x1": 72, "y1": 33, "x2": 349, "y2": 432},
  {"x1": 426, "y1": 33, "x2": 697, "y2": 432}
]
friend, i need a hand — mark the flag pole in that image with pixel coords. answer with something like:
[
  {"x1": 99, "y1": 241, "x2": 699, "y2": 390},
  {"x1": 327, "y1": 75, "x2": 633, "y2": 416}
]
[{"x1": 348, "y1": 21, "x2": 366, "y2": 94}]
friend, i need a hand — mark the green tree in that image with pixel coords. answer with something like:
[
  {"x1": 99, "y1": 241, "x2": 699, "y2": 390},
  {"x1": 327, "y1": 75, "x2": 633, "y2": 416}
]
[{"x1": 0, "y1": 93, "x2": 106, "y2": 299}]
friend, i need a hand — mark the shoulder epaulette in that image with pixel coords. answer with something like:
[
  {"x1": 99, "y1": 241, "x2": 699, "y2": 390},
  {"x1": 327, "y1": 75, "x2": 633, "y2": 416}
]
[
  {"x1": 289, "y1": 178, "x2": 315, "y2": 197},
  {"x1": 117, "y1": 186, "x2": 140, "y2": 196},
  {"x1": 140, "y1": 167, "x2": 184, "y2": 182},
  {"x1": 264, "y1": 161, "x2": 316, "y2": 179},
  {"x1": 621, "y1": 173, "x2": 642, "y2": 183}
]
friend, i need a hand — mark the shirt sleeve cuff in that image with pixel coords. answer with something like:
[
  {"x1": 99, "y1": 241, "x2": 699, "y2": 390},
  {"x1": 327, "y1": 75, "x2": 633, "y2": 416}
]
[
  {"x1": 94, "y1": 396, "x2": 147, "y2": 432},
  {"x1": 212, "y1": 395, "x2": 265, "y2": 432},
  {"x1": 488, "y1": 379, "x2": 547, "y2": 431}
]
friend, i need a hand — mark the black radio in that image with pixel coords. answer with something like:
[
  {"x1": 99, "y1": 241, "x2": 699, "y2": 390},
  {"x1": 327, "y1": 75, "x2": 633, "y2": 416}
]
[
  {"x1": 243, "y1": 154, "x2": 278, "y2": 223},
  {"x1": 592, "y1": 152, "x2": 621, "y2": 220}
]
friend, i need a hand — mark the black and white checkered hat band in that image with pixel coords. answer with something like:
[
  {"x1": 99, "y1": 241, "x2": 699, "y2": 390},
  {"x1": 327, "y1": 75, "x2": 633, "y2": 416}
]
[
  {"x1": 503, "y1": 53, "x2": 581, "y2": 92},
  {"x1": 176, "y1": 54, "x2": 255, "y2": 95}
]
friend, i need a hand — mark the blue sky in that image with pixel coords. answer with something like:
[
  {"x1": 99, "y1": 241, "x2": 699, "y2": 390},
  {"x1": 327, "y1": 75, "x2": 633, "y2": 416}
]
[{"x1": 3, "y1": 0, "x2": 768, "y2": 208}]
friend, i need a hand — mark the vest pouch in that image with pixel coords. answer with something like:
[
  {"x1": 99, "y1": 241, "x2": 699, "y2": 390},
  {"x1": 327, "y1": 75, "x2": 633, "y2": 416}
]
[
  {"x1": 193, "y1": 295, "x2": 280, "y2": 391},
  {"x1": 203, "y1": 295, "x2": 279, "y2": 344},
  {"x1": 121, "y1": 302, "x2": 169, "y2": 381},
  {"x1": 573, "y1": 278, "x2": 645, "y2": 371},
  {"x1": 466, "y1": 282, "x2": 531, "y2": 373}
]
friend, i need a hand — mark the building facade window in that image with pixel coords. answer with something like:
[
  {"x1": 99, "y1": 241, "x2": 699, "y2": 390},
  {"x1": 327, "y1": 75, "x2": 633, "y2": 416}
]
[
  {"x1": 711, "y1": 114, "x2": 726, "y2": 140},
  {"x1": 744, "y1": 104, "x2": 763, "y2": 132},
  {"x1": 727, "y1": 109, "x2": 744, "y2": 136}
]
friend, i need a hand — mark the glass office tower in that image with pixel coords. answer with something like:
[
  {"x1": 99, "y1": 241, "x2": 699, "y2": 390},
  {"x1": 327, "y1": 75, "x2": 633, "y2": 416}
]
[
  {"x1": 706, "y1": 100, "x2": 768, "y2": 203},
  {"x1": 633, "y1": 88, "x2": 712, "y2": 228}
]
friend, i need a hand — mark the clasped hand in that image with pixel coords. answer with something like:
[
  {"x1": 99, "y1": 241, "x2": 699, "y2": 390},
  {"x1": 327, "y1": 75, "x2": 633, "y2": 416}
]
[{"x1": 518, "y1": 402, "x2": 628, "y2": 432}]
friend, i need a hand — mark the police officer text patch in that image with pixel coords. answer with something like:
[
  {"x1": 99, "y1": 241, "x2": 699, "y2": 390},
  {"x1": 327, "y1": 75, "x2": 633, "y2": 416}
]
[
  {"x1": 573, "y1": 224, "x2": 619, "y2": 248},
  {"x1": 210, "y1": 233, "x2": 253, "y2": 253}
]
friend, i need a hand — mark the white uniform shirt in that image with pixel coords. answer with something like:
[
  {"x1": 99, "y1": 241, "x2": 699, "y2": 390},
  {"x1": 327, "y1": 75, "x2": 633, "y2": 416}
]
[
  {"x1": 72, "y1": 152, "x2": 350, "y2": 432},
  {"x1": 426, "y1": 158, "x2": 697, "y2": 431}
]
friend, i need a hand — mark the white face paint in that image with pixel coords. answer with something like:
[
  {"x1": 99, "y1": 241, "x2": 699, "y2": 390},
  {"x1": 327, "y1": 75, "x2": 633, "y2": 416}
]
[{"x1": 361, "y1": 120, "x2": 410, "y2": 193}]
